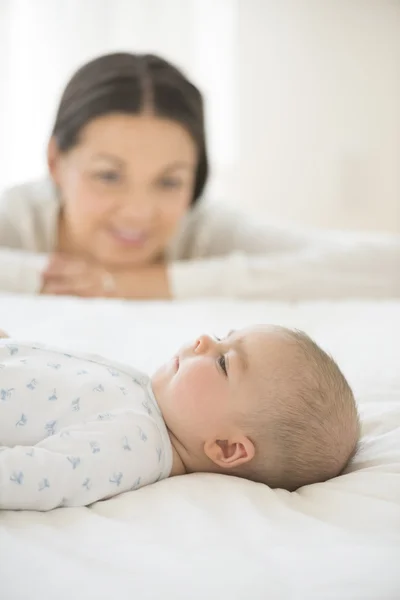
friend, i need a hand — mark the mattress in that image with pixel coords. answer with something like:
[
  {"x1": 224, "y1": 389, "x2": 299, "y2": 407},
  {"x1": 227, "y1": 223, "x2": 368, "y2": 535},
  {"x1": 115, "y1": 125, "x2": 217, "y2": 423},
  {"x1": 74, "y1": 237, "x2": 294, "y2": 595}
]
[{"x1": 0, "y1": 293, "x2": 399, "y2": 600}]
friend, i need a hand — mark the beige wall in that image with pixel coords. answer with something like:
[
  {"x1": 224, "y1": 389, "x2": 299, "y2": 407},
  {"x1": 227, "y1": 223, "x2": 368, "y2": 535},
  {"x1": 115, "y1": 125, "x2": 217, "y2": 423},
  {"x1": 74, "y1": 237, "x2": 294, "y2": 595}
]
[
  {"x1": 231, "y1": 0, "x2": 400, "y2": 233},
  {"x1": 1, "y1": 1, "x2": 399, "y2": 234}
]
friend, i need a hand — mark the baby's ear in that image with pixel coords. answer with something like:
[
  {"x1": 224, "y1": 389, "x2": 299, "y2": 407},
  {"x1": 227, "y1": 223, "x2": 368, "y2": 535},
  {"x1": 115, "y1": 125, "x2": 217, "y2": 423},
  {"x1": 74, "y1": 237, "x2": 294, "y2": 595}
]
[{"x1": 204, "y1": 436, "x2": 255, "y2": 469}]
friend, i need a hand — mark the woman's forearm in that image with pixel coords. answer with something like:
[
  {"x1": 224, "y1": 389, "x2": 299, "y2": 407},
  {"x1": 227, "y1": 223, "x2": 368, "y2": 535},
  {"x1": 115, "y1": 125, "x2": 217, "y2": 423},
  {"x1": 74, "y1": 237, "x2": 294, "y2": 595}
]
[{"x1": 113, "y1": 264, "x2": 172, "y2": 300}]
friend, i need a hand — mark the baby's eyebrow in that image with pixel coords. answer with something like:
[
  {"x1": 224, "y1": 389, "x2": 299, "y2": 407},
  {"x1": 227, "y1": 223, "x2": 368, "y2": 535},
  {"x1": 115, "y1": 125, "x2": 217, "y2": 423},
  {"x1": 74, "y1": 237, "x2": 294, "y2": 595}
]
[
  {"x1": 234, "y1": 336, "x2": 249, "y2": 373},
  {"x1": 222, "y1": 330, "x2": 248, "y2": 374}
]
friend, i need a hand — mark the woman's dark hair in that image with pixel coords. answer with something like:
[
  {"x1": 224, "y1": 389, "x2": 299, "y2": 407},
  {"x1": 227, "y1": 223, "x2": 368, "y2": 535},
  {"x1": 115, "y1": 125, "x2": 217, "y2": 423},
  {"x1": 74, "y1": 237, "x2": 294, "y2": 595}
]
[{"x1": 51, "y1": 52, "x2": 208, "y2": 205}]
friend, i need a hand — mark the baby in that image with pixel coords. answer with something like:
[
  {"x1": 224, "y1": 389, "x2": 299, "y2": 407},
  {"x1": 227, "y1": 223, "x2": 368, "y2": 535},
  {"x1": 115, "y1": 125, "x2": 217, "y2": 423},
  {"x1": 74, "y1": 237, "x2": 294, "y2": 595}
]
[{"x1": 0, "y1": 325, "x2": 359, "y2": 511}]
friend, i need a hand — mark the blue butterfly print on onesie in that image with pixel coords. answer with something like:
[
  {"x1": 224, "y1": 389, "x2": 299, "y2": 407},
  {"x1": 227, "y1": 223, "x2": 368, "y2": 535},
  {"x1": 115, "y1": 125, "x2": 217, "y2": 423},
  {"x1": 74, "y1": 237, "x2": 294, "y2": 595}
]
[
  {"x1": 10, "y1": 471, "x2": 24, "y2": 484},
  {"x1": 132, "y1": 375, "x2": 148, "y2": 387},
  {"x1": 26, "y1": 378, "x2": 38, "y2": 390},
  {"x1": 131, "y1": 477, "x2": 141, "y2": 491},
  {"x1": 82, "y1": 478, "x2": 91, "y2": 490},
  {"x1": 6, "y1": 345, "x2": 19, "y2": 355},
  {"x1": 71, "y1": 397, "x2": 80, "y2": 411},
  {"x1": 89, "y1": 441, "x2": 100, "y2": 454},
  {"x1": 45, "y1": 420, "x2": 57, "y2": 436},
  {"x1": 109, "y1": 472, "x2": 123, "y2": 486},
  {"x1": 15, "y1": 414, "x2": 28, "y2": 427},
  {"x1": 137, "y1": 426, "x2": 148, "y2": 442},
  {"x1": 142, "y1": 400, "x2": 152, "y2": 415},
  {"x1": 97, "y1": 412, "x2": 113, "y2": 421},
  {"x1": 107, "y1": 368, "x2": 119, "y2": 377},
  {"x1": 67, "y1": 456, "x2": 81, "y2": 469},
  {"x1": 122, "y1": 436, "x2": 131, "y2": 451},
  {"x1": 48, "y1": 389, "x2": 58, "y2": 401},
  {"x1": 38, "y1": 478, "x2": 50, "y2": 491},
  {"x1": 1, "y1": 388, "x2": 14, "y2": 401}
]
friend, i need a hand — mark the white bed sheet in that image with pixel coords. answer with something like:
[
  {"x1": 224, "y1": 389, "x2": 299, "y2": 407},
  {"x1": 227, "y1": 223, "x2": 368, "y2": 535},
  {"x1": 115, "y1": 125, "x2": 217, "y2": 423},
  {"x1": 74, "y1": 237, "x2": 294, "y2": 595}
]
[{"x1": 0, "y1": 294, "x2": 399, "y2": 600}]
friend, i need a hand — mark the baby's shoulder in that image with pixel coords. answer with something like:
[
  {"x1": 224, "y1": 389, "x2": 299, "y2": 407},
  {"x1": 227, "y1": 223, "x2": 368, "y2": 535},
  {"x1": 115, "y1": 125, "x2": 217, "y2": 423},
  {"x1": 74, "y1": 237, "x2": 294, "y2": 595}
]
[
  {"x1": 0, "y1": 340, "x2": 48, "y2": 359},
  {"x1": 0, "y1": 339, "x2": 70, "y2": 356},
  {"x1": 0, "y1": 340, "x2": 149, "y2": 385}
]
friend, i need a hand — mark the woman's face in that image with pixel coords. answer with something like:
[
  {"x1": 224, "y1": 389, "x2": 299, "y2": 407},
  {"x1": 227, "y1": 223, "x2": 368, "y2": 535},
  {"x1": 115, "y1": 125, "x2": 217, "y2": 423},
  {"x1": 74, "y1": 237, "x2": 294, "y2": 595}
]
[{"x1": 49, "y1": 114, "x2": 198, "y2": 267}]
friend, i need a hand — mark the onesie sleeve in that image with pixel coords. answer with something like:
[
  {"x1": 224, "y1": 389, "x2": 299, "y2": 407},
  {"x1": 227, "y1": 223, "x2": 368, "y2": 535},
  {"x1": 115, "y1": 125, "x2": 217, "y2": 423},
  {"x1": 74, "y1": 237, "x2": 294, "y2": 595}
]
[{"x1": 0, "y1": 411, "x2": 170, "y2": 511}]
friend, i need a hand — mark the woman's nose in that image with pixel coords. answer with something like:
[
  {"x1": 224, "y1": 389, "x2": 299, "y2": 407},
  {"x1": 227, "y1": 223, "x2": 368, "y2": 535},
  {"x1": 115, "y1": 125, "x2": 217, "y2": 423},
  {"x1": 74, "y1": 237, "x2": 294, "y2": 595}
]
[{"x1": 118, "y1": 194, "x2": 156, "y2": 222}]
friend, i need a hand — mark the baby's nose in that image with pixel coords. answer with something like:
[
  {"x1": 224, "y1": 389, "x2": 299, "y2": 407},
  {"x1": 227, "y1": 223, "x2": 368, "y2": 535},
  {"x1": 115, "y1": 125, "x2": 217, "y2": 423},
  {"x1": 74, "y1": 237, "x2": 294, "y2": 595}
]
[
  {"x1": 194, "y1": 336, "x2": 207, "y2": 350},
  {"x1": 194, "y1": 334, "x2": 215, "y2": 354}
]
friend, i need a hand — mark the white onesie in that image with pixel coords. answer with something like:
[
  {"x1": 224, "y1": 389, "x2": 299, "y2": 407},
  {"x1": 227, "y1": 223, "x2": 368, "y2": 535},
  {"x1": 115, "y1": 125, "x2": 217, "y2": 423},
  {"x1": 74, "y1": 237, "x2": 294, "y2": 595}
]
[{"x1": 0, "y1": 340, "x2": 173, "y2": 511}]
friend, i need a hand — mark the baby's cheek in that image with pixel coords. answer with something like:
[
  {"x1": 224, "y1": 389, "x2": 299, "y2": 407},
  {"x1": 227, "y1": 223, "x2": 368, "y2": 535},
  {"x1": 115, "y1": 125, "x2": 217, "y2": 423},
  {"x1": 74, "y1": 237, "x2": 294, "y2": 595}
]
[
  {"x1": 173, "y1": 378, "x2": 193, "y2": 409},
  {"x1": 170, "y1": 384, "x2": 200, "y2": 429}
]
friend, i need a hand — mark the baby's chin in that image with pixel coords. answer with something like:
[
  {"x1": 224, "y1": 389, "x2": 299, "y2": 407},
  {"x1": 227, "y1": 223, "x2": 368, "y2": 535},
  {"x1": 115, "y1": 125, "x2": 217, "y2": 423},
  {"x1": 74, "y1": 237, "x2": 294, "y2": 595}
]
[
  {"x1": 150, "y1": 367, "x2": 162, "y2": 396},
  {"x1": 152, "y1": 354, "x2": 179, "y2": 384},
  {"x1": 151, "y1": 361, "x2": 173, "y2": 407}
]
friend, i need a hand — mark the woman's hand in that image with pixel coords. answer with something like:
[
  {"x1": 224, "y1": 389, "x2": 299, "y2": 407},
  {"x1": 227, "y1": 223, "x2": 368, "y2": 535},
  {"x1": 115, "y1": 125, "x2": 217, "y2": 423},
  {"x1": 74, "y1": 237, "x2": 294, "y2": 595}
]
[
  {"x1": 41, "y1": 254, "x2": 114, "y2": 297},
  {"x1": 41, "y1": 254, "x2": 171, "y2": 299},
  {"x1": 112, "y1": 263, "x2": 171, "y2": 299}
]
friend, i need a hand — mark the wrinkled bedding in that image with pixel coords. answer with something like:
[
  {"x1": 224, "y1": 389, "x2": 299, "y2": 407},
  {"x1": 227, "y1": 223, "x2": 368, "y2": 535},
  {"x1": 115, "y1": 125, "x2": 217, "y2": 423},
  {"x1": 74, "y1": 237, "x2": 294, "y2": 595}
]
[{"x1": 0, "y1": 294, "x2": 399, "y2": 600}]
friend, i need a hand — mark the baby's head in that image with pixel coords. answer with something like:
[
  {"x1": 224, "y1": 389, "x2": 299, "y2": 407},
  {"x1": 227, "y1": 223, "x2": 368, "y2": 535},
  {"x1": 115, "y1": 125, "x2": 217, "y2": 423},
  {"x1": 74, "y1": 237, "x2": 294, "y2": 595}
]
[{"x1": 152, "y1": 325, "x2": 360, "y2": 490}]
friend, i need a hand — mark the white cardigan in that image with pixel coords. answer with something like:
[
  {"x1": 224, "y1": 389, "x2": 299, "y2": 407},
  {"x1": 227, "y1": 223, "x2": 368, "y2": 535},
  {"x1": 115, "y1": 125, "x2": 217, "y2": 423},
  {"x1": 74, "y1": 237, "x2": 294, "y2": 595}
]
[{"x1": 0, "y1": 179, "x2": 399, "y2": 298}]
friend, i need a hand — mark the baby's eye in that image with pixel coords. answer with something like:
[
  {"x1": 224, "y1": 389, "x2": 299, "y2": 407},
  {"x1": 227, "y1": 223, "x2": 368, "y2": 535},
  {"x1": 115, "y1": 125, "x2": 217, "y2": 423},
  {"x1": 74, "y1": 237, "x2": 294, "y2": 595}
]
[{"x1": 218, "y1": 354, "x2": 227, "y2": 376}]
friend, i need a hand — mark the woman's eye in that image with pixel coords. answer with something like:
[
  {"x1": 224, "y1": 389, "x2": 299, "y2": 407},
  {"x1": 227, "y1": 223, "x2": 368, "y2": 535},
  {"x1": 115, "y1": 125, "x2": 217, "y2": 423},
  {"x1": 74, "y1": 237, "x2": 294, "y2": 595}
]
[
  {"x1": 95, "y1": 171, "x2": 120, "y2": 183},
  {"x1": 218, "y1": 354, "x2": 227, "y2": 376},
  {"x1": 158, "y1": 177, "x2": 182, "y2": 190}
]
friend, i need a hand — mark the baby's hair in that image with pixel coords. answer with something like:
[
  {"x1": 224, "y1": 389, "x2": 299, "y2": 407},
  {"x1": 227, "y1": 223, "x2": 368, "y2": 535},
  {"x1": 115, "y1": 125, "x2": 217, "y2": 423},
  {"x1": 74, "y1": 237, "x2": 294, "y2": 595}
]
[{"x1": 234, "y1": 328, "x2": 360, "y2": 491}]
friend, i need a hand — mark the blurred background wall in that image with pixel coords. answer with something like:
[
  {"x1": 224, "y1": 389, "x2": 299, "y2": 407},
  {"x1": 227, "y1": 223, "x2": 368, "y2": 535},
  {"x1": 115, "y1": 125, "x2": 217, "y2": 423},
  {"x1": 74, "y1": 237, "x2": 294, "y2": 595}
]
[{"x1": 0, "y1": 0, "x2": 399, "y2": 232}]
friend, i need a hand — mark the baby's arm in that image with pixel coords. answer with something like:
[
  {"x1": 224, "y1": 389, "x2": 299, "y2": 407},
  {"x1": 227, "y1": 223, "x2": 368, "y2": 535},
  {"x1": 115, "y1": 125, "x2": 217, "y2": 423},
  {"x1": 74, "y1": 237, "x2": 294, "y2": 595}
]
[{"x1": 0, "y1": 414, "x2": 165, "y2": 511}]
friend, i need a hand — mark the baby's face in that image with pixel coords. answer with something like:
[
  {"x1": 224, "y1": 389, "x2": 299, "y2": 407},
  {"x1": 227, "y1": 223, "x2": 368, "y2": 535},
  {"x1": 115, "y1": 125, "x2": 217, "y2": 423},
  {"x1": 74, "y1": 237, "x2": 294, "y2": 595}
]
[{"x1": 151, "y1": 326, "x2": 287, "y2": 460}]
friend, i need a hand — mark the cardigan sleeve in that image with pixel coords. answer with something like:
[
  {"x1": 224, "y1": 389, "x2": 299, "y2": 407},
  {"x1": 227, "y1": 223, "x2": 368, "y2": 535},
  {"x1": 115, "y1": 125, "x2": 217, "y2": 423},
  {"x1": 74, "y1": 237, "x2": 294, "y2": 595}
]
[
  {"x1": 168, "y1": 206, "x2": 400, "y2": 299},
  {"x1": 0, "y1": 184, "x2": 50, "y2": 293},
  {"x1": 0, "y1": 246, "x2": 46, "y2": 293}
]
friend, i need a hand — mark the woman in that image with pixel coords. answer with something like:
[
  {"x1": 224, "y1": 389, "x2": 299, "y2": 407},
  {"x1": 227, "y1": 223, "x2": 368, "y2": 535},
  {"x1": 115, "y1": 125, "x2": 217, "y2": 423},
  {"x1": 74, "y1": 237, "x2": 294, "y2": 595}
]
[{"x1": 0, "y1": 52, "x2": 398, "y2": 299}]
